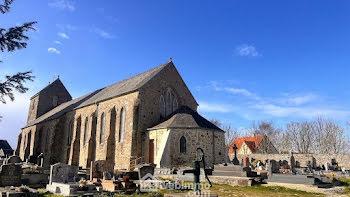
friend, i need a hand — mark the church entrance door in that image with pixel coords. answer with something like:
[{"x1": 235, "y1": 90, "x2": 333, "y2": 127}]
[{"x1": 149, "y1": 139, "x2": 154, "y2": 163}]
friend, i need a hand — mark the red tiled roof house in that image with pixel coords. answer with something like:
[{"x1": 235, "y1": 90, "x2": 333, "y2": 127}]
[{"x1": 229, "y1": 135, "x2": 278, "y2": 154}]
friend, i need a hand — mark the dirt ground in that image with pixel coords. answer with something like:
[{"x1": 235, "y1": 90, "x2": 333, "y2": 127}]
[{"x1": 264, "y1": 182, "x2": 347, "y2": 197}]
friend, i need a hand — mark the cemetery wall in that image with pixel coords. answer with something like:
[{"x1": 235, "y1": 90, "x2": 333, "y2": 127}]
[{"x1": 230, "y1": 153, "x2": 350, "y2": 169}]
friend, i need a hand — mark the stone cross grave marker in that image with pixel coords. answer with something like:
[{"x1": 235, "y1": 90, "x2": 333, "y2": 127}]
[
  {"x1": 232, "y1": 144, "x2": 240, "y2": 165},
  {"x1": 90, "y1": 160, "x2": 114, "y2": 181},
  {"x1": 0, "y1": 163, "x2": 22, "y2": 186},
  {"x1": 49, "y1": 163, "x2": 79, "y2": 184},
  {"x1": 37, "y1": 153, "x2": 44, "y2": 167}
]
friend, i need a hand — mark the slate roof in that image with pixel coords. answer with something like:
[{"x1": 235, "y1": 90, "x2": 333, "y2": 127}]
[
  {"x1": 23, "y1": 61, "x2": 172, "y2": 128},
  {"x1": 148, "y1": 106, "x2": 223, "y2": 131},
  {"x1": 75, "y1": 61, "x2": 170, "y2": 109},
  {"x1": 0, "y1": 140, "x2": 12, "y2": 150},
  {"x1": 229, "y1": 135, "x2": 265, "y2": 153},
  {"x1": 30, "y1": 78, "x2": 71, "y2": 99},
  {"x1": 24, "y1": 89, "x2": 102, "y2": 128}
]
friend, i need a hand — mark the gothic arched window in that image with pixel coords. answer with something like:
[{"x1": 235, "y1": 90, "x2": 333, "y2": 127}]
[
  {"x1": 166, "y1": 90, "x2": 172, "y2": 116},
  {"x1": 67, "y1": 120, "x2": 74, "y2": 145},
  {"x1": 173, "y1": 98, "x2": 178, "y2": 111},
  {"x1": 100, "y1": 113, "x2": 106, "y2": 144},
  {"x1": 119, "y1": 108, "x2": 125, "y2": 142},
  {"x1": 180, "y1": 136, "x2": 186, "y2": 153},
  {"x1": 159, "y1": 95, "x2": 165, "y2": 119},
  {"x1": 84, "y1": 117, "x2": 89, "y2": 144}
]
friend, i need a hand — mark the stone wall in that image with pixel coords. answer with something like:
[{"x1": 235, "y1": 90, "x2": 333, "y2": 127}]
[
  {"x1": 230, "y1": 153, "x2": 350, "y2": 169},
  {"x1": 139, "y1": 63, "x2": 198, "y2": 163},
  {"x1": 27, "y1": 96, "x2": 39, "y2": 123},
  {"x1": 72, "y1": 91, "x2": 139, "y2": 169},
  {"x1": 149, "y1": 128, "x2": 225, "y2": 168}
]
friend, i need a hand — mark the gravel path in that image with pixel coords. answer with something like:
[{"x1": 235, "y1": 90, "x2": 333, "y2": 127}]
[{"x1": 264, "y1": 182, "x2": 347, "y2": 197}]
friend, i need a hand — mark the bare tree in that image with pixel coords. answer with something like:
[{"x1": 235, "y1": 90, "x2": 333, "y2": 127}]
[
  {"x1": 249, "y1": 120, "x2": 280, "y2": 153},
  {"x1": 210, "y1": 119, "x2": 241, "y2": 152},
  {"x1": 313, "y1": 117, "x2": 348, "y2": 154},
  {"x1": 286, "y1": 121, "x2": 314, "y2": 154}
]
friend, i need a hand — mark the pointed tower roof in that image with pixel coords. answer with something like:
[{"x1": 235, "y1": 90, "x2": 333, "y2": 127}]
[{"x1": 30, "y1": 78, "x2": 71, "y2": 99}]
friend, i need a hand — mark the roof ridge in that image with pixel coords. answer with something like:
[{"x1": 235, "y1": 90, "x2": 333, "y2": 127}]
[
  {"x1": 102, "y1": 61, "x2": 170, "y2": 90},
  {"x1": 24, "y1": 61, "x2": 171, "y2": 128}
]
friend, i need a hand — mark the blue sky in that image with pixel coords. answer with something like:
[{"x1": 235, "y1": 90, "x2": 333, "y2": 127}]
[{"x1": 1, "y1": 0, "x2": 350, "y2": 147}]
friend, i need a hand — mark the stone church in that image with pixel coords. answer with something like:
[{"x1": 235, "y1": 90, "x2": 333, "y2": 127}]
[{"x1": 16, "y1": 60, "x2": 225, "y2": 170}]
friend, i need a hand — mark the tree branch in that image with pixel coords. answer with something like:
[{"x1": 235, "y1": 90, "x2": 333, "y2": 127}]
[
  {"x1": 0, "y1": 71, "x2": 34, "y2": 103},
  {"x1": 0, "y1": 22, "x2": 37, "y2": 52},
  {"x1": 0, "y1": 0, "x2": 14, "y2": 14}
]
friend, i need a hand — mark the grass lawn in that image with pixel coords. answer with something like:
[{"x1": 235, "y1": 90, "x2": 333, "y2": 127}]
[{"x1": 100, "y1": 184, "x2": 325, "y2": 197}]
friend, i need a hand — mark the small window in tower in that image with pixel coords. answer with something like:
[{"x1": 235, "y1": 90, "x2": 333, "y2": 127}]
[{"x1": 53, "y1": 96, "x2": 58, "y2": 107}]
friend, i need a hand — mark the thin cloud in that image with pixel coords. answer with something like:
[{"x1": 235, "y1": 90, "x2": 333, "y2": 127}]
[
  {"x1": 198, "y1": 101, "x2": 233, "y2": 113},
  {"x1": 56, "y1": 24, "x2": 77, "y2": 31},
  {"x1": 284, "y1": 94, "x2": 318, "y2": 105},
  {"x1": 210, "y1": 81, "x2": 259, "y2": 99},
  {"x1": 235, "y1": 44, "x2": 261, "y2": 57},
  {"x1": 58, "y1": 32, "x2": 69, "y2": 39},
  {"x1": 252, "y1": 104, "x2": 350, "y2": 119},
  {"x1": 93, "y1": 28, "x2": 116, "y2": 39},
  {"x1": 48, "y1": 47, "x2": 61, "y2": 54},
  {"x1": 54, "y1": 41, "x2": 62, "y2": 45},
  {"x1": 49, "y1": 0, "x2": 75, "y2": 11}
]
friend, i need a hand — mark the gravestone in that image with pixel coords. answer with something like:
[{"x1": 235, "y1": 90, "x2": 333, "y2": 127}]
[
  {"x1": 325, "y1": 162, "x2": 328, "y2": 172},
  {"x1": 290, "y1": 154, "x2": 295, "y2": 167},
  {"x1": 90, "y1": 160, "x2": 114, "y2": 181},
  {"x1": 331, "y1": 158, "x2": 338, "y2": 166},
  {"x1": 266, "y1": 160, "x2": 272, "y2": 175},
  {"x1": 103, "y1": 171, "x2": 113, "y2": 180},
  {"x1": 0, "y1": 164, "x2": 22, "y2": 186},
  {"x1": 7, "y1": 155, "x2": 21, "y2": 164},
  {"x1": 49, "y1": 163, "x2": 79, "y2": 184},
  {"x1": 243, "y1": 157, "x2": 250, "y2": 167},
  {"x1": 231, "y1": 144, "x2": 240, "y2": 165},
  {"x1": 136, "y1": 163, "x2": 156, "y2": 179},
  {"x1": 312, "y1": 157, "x2": 317, "y2": 169},
  {"x1": 28, "y1": 155, "x2": 36, "y2": 164},
  {"x1": 270, "y1": 160, "x2": 279, "y2": 173},
  {"x1": 290, "y1": 153, "x2": 296, "y2": 173}
]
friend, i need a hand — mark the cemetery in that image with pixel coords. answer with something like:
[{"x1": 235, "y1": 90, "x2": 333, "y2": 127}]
[{"x1": 0, "y1": 143, "x2": 349, "y2": 197}]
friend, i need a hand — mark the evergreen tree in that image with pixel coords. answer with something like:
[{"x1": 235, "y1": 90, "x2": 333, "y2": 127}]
[
  {"x1": 0, "y1": 0, "x2": 36, "y2": 105},
  {"x1": 0, "y1": 0, "x2": 36, "y2": 120}
]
